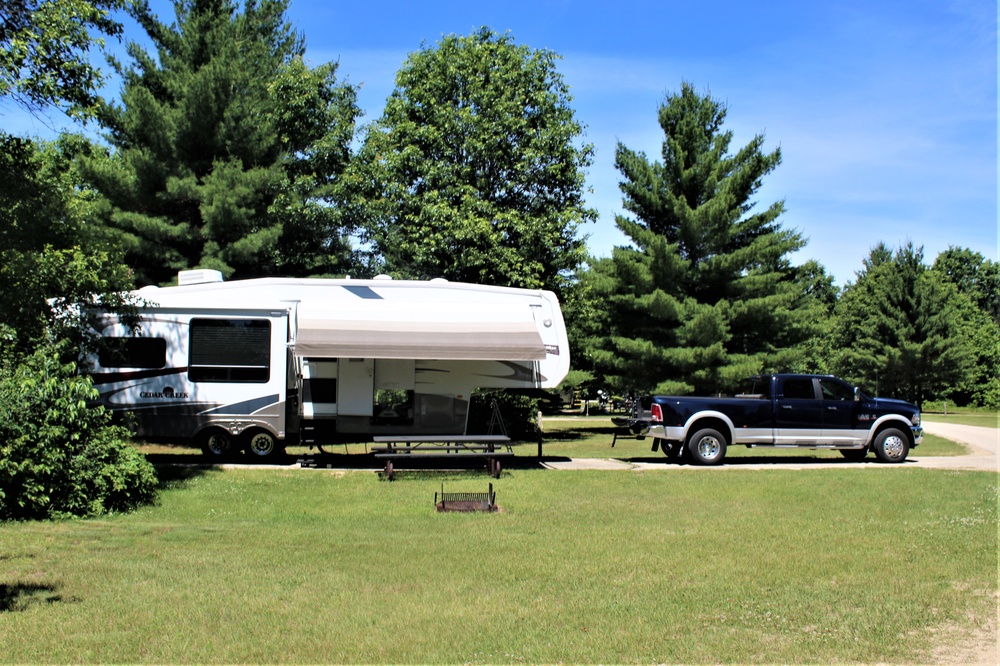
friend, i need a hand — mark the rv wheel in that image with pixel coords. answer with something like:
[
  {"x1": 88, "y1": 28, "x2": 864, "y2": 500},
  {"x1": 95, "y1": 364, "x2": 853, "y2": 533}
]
[
  {"x1": 201, "y1": 429, "x2": 235, "y2": 458},
  {"x1": 245, "y1": 430, "x2": 282, "y2": 459}
]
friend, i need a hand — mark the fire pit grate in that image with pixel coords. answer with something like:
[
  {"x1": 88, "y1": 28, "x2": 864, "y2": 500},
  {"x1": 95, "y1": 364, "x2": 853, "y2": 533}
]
[{"x1": 435, "y1": 483, "x2": 497, "y2": 512}]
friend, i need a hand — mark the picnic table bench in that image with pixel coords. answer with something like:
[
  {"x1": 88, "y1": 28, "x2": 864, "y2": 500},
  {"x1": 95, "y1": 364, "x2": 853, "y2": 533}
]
[{"x1": 371, "y1": 434, "x2": 512, "y2": 480}]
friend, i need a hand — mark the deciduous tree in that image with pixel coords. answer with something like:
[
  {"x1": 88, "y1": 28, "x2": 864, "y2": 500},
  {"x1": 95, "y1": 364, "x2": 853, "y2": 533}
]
[
  {"x1": 350, "y1": 27, "x2": 593, "y2": 295},
  {"x1": 0, "y1": 4, "x2": 156, "y2": 520},
  {"x1": 0, "y1": 0, "x2": 124, "y2": 119},
  {"x1": 0, "y1": 134, "x2": 138, "y2": 356}
]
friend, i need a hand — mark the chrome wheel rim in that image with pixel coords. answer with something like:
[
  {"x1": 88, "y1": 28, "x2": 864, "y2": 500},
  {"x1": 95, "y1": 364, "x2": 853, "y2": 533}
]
[
  {"x1": 696, "y1": 436, "x2": 722, "y2": 460},
  {"x1": 883, "y1": 435, "x2": 906, "y2": 459}
]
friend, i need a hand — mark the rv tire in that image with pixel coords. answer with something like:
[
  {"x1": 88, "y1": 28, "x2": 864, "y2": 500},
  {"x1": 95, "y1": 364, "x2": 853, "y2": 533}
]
[
  {"x1": 245, "y1": 429, "x2": 283, "y2": 459},
  {"x1": 200, "y1": 429, "x2": 236, "y2": 458}
]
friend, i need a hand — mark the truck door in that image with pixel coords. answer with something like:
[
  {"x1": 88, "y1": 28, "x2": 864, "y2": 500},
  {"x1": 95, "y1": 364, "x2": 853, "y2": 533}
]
[
  {"x1": 773, "y1": 377, "x2": 823, "y2": 445},
  {"x1": 818, "y1": 377, "x2": 864, "y2": 446}
]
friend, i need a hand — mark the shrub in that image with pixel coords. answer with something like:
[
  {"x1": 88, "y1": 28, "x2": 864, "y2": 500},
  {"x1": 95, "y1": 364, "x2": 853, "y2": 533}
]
[
  {"x1": 468, "y1": 391, "x2": 540, "y2": 440},
  {"x1": 0, "y1": 341, "x2": 157, "y2": 520}
]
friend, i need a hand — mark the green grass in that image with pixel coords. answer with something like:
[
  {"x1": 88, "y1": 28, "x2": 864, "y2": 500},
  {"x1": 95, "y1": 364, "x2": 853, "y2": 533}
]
[
  {"x1": 923, "y1": 412, "x2": 1000, "y2": 429},
  {"x1": 1, "y1": 467, "x2": 996, "y2": 663}
]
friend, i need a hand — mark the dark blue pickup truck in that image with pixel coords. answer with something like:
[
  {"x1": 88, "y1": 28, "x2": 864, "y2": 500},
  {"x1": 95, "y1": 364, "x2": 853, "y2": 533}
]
[{"x1": 614, "y1": 374, "x2": 923, "y2": 465}]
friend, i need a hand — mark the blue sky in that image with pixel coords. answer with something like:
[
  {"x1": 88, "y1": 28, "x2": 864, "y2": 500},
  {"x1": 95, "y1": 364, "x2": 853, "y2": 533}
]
[{"x1": 5, "y1": 0, "x2": 996, "y2": 285}]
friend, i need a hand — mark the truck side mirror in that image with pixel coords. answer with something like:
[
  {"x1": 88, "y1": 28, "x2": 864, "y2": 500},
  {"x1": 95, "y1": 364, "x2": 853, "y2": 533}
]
[{"x1": 854, "y1": 387, "x2": 861, "y2": 402}]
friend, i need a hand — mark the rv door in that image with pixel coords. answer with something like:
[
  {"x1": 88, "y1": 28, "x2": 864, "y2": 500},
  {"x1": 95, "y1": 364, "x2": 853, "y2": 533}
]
[{"x1": 338, "y1": 358, "x2": 374, "y2": 416}]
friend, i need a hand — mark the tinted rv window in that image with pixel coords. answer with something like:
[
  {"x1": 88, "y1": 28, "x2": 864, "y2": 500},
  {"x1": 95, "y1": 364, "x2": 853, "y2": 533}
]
[
  {"x1": 189, "y1": 319, "x2": 270, "y2": 382},
  {"x1": 98, "y1": 337, "x2": 167, "y2": 369}
]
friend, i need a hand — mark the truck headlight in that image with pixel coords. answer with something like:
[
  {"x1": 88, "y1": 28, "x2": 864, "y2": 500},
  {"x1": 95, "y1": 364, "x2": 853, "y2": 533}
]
[{"x1": 911, "y1": 412, "x2": 921, "y2": 426}]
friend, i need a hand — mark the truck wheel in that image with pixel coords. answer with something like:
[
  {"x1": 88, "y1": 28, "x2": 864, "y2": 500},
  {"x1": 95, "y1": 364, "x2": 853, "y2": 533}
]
[
  {"x1": 663, "y1": 442, "x2": 683, "y2": 460},
  {"x1": 245, "y1": 429, "x2": 283, "y2": 460},
  {"x1": 200, "y1": 429, "x2": 235, "y2": 458},
  {"x1": 840, "y1": 447, "x2": 869, "y2": 461},
  {"x1": 687, "y1": 428, "x2": 727, "y2": 465},
  {"x1": 873, "y1": 428, "x2": 909, "y2": 463}
]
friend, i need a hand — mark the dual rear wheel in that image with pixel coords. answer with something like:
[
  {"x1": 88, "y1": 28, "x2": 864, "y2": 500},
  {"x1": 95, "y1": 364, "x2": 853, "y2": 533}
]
[
  {"x1": 199, "y1": 428, "x2": 284, "y2": 460},
  {"x1": 687, "y1": 428, "x2": 727, "y2": 466}
]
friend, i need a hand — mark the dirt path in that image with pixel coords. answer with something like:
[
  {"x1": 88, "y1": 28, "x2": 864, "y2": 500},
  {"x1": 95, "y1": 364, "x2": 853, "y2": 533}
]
[{"x1": 920, "y1": 421, "x2": 999, "y2": 471}]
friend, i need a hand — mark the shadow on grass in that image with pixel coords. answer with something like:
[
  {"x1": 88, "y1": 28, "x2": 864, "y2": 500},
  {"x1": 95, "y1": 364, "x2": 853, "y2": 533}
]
[
  {"x1": 146, "y1": 448, "x2": 568, "y2": 469},
  {"x1": 613, "y1": 453, "x2": 899, "y2": 467},
  {"x1": 0, "y1": 583, "x2": 72, "y2": 612},
  {"x1": 147, "y1": 457, "x2": 223, "y2": 491}
]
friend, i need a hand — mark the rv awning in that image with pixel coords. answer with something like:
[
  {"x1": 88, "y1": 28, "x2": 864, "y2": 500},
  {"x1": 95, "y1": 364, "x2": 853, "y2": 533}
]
[{"x1": 294, "y1": 302, "x2": 546, "y2": 361}]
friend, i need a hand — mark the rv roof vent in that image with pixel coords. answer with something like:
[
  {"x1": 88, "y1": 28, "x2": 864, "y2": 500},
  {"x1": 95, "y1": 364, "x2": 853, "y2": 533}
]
[
  {"x1": 178, "y1": 269, "x2": 224, "y2": 286},
  {"x1": 373, "y1": 274, "x2": 393, "y2": 280}
]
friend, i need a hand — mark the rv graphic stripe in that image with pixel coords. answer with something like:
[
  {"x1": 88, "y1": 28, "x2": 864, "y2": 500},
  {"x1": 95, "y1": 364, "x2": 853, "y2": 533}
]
[{"x1": 201, "y1": 395, "x2": 281, "y2": 416}]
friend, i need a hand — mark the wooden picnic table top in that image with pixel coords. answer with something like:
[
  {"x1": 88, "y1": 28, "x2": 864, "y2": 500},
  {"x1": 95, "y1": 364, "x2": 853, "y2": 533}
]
[
  {"x1": 372, "y1": 434, "x2": 510, "y2": 444},
  {"x1": 373, "y1": 450, "x2": 514, "y2": 458}
]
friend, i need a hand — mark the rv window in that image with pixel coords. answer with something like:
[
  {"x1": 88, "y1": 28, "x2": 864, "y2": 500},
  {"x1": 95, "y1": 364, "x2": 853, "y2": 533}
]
[
  {"x1": 98, "y1": 337, "x2": 167, "y2": 369},
  {"x1": 189, "y1": 319, "x2": 270, "y2": 382}
]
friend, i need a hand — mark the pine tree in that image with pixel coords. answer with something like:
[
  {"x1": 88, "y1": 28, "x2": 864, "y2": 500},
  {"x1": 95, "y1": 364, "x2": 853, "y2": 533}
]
[
  {"x1": 584, "y1": 83, "x2": 824, "y2": 395},
  {"x1": 931, "y1": 247, "x2": 1000, "y2": 407},
  {"x1": 84, "y1": 0, "x2": 360, "y2": 285},
  {"x1": 832, "y1": 242, "x2": 977, "y2": 407}
]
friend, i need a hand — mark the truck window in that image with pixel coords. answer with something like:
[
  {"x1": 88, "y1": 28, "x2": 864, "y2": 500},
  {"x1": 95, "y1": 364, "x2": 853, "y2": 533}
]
[
  {"x1": 189, "y1": 319, "x2": 270, "y2": 382},
  {"x1": 819, "y1": 378, "x2": 854, "y2": 401},
  {"x1": 98, "y1": 337, "x2": 167, "y2": 369},
  {"x1": 781, "y1": 378, "x2": 816, "y2": 400},
  {"x1": 738, "y1": 377, "x2": 771, "y2": 398}
]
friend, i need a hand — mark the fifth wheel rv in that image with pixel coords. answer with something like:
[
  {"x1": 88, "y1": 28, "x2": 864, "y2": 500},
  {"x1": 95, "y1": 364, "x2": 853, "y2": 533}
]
[{"x1": 88, "y1": 270, "x2": 570, "y2": 459}]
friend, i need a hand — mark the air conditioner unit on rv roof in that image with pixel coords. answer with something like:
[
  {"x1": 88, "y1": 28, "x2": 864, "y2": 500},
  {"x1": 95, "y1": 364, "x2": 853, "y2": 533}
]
[{"x1": 177, "y1": 269, "x2": 224, "y2": 286}]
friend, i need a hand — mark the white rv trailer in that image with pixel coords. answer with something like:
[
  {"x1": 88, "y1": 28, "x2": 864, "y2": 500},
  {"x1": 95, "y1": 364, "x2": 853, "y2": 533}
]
[{"x1": 88, "y1": 270, "x2": 570, "y2": 458}]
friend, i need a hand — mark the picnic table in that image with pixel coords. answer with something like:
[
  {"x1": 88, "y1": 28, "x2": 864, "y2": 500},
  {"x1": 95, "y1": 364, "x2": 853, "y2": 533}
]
[{"x1": 371, "y1": 434, "x2": 512, "y2": 480}]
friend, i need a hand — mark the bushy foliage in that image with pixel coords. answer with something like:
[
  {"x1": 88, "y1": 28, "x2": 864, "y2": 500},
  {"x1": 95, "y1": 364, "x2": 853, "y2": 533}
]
[
  {"x1": 0, "y1": 0, "x2": 124, "y2": 119},
  {"x1": 0, "y1": 338, "x2": 158, "y2": 520},
  {"x1": 351, "y1": 27, "x2": 593, "y2": 297},
  {"x1": 0, "y1": 133, "x2": 140, "y2": 357},
  {"x1": 468, "y1": 391, "x2": 540, "y2": 440}
]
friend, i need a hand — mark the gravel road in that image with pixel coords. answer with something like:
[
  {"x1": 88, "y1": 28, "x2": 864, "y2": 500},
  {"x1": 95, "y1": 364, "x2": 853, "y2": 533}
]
[{"x1": 919, "y1": 421, "x2": 999, "y2": 472}]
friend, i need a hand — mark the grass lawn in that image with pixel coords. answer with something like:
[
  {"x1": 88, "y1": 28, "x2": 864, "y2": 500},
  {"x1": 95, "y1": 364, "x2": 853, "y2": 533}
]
[
  {"x1": 1, "y1": 465, "x2": 996, "y2": 663},
  {"x1": 923, "y1": 412, "x2": 1000, "y2": 429}
]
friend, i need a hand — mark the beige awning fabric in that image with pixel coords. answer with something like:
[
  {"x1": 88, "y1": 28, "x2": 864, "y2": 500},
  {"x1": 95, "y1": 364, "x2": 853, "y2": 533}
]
[{"x1": 294, "y1": 302, "x2": 546, "y2": 360}]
